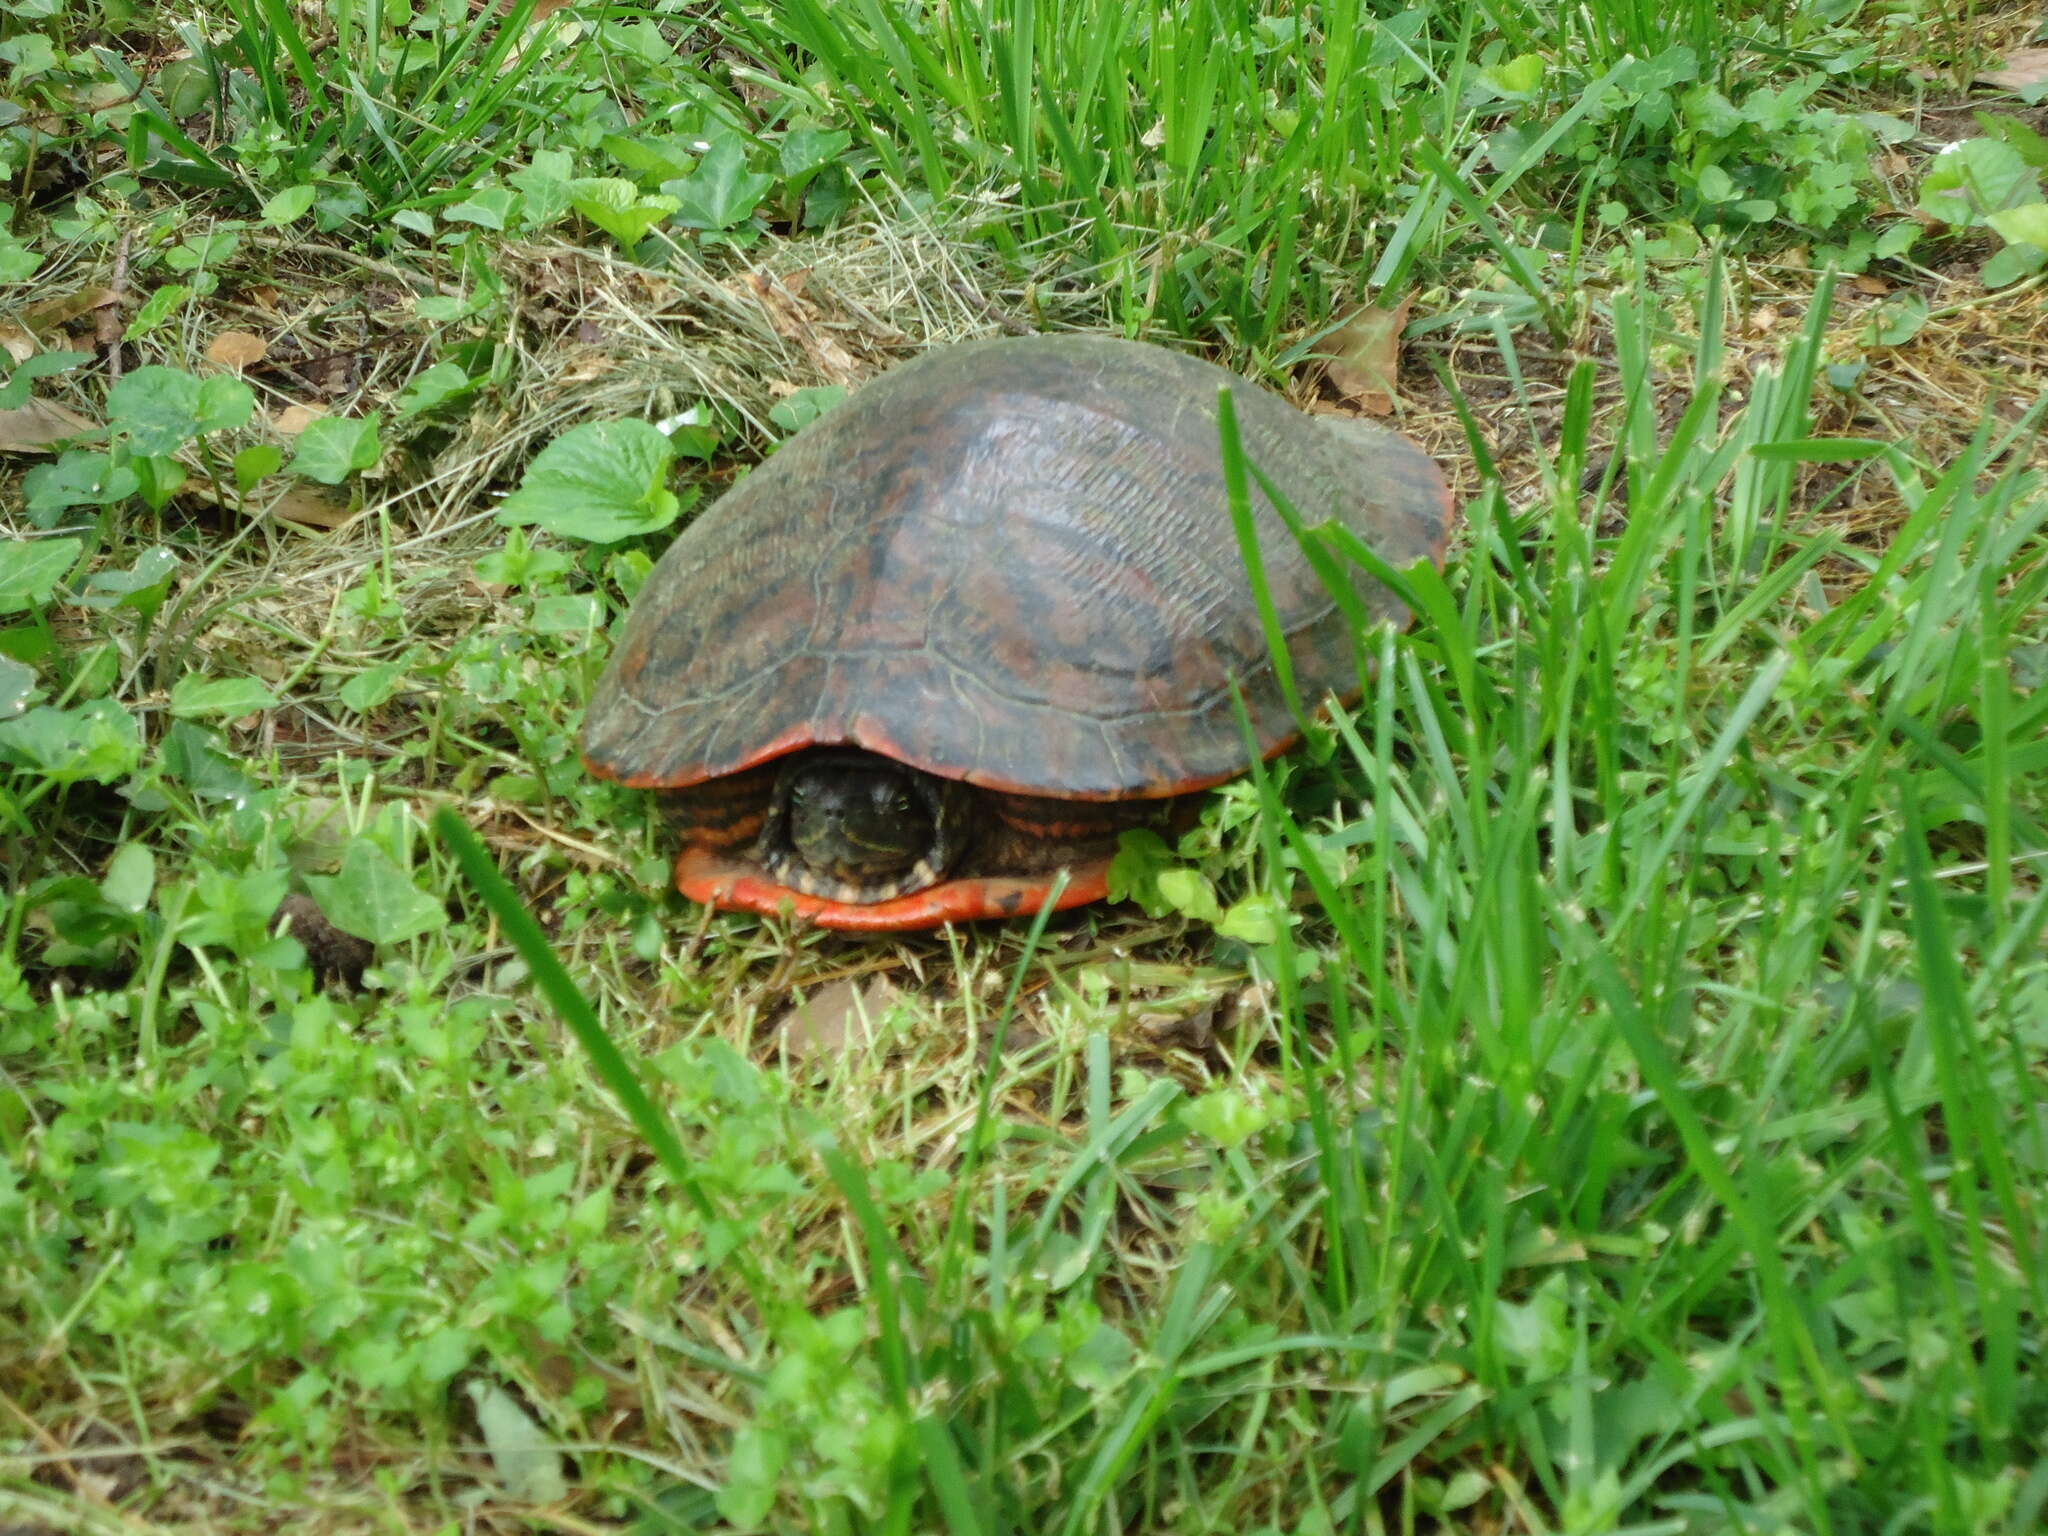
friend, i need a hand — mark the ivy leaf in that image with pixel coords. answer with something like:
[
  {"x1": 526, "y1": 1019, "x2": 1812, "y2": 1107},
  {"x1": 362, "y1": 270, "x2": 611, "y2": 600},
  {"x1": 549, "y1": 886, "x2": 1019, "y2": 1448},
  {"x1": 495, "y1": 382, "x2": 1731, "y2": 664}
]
[
  {"x1": 304, "y1": 838, "x2": 445, "y2": 945},
  {"x1": 564, "y1": 177, "x2": 679, "y2": 247},
  {"x1": 496, "y1": 419, "x2": 681, "y2": 543},
  {"x1": 779, "y1": 126, "x2": 851, "y2": 180},
  {"x1": 666, "y1": 136, "x2": 776, "y2": 231},
  {"x1": 289, "y1": 412, "x2": 383, "y2": 483}
]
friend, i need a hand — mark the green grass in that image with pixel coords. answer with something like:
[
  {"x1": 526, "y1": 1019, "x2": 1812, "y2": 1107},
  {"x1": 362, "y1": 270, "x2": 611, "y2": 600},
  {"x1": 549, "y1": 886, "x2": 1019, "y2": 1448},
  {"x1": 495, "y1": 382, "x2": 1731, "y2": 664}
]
[{"x1": 4, "y1": 0, "x2": 2048, "y2": 1530}]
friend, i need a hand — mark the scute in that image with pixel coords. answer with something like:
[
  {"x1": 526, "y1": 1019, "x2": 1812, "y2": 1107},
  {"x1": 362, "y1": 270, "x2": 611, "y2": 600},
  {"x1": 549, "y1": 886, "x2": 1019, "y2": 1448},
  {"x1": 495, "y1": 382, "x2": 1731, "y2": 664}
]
[{"x1": 581, "y1": 334, "x2": 1453, "y2": 800}]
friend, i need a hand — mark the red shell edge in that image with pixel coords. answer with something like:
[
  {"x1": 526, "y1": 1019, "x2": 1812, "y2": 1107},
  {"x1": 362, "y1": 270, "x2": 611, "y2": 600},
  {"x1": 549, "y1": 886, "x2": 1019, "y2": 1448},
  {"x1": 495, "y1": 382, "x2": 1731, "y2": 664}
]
[{"x1": 674, "y1": 847, "x2": 1112, "y2": 932}]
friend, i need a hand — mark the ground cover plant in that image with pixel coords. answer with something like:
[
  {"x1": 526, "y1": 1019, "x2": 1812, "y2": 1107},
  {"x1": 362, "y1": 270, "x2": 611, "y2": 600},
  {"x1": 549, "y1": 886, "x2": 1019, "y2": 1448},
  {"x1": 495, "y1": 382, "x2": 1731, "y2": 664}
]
[{"x1": 3, "y1": 0, "x2": 2047, "y2": 1531}]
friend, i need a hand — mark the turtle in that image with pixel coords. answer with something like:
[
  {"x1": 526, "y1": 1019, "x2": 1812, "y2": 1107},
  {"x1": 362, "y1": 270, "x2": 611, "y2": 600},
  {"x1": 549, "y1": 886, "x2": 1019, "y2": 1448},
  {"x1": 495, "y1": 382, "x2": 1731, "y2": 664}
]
[{"x1": 580, "y1": 333, "x2": 1454, "y2": 932}]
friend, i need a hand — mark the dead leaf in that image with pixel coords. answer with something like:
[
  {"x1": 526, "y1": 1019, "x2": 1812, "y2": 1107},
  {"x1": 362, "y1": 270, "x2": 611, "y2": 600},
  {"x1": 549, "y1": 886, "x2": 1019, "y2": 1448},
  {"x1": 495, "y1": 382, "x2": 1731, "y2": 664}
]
[
  {"x1": 0, "y1": 398, "x2": 97, "y2": 454},
  {"x1": 1980, "y1": 47, "x2": 2048, "y2": 91},
  {"x1": 267, "y1": 482, "x2": 355, "y2": 530},
  {"x1": 778, "y1": 977, "x2": 900, "y2": 1065},
  {"x1": 1852, "y1": 275, "x2": 1891, "y2": 295},
  {"x1": 206, "y1": 330, "x2": 269, "y2": 371},
  {"x1": 0, "y1": 320, "x2": 35, "y2": 364},
  {"x1": 744, "y1": 269, "x2": 863, "y2": 384},
  {"x1": 1748, "y1": 305, "x2": 1782, "y2": 335},
  {"x1": 559, "y1": 353, "x2": 620, "y2": 384},
  {"x1": 21, "y1": 286, "x2": 115, "y2": 332},
  {"x1": 1137, "y1": 1003, "x2": 1218, "y2": 1051},
  {"x1": 272, "y1": 403, "x2": 328, "y2": 435},
  {"x1": 1317, "y1": 296, "x2": 1412, "y2": 416}
]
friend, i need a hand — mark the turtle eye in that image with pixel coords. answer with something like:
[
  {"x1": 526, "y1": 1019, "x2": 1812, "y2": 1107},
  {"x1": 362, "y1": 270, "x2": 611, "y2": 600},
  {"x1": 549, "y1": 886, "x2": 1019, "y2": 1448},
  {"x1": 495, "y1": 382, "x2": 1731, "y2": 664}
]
[{"x1": 892, "y1": 794, "x2": 914, "y2": 814}]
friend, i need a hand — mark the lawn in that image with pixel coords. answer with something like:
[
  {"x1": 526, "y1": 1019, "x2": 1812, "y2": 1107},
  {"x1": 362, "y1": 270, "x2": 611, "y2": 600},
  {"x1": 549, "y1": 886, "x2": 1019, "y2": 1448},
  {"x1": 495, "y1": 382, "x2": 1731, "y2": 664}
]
[{"x1": 3, "y1": 0, "x2": 2047, "y2": 1532}]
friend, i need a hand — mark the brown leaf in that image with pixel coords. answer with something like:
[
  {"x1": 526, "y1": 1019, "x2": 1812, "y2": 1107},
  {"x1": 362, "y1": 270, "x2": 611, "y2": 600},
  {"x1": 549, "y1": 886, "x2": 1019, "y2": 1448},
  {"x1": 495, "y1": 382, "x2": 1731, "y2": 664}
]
[
  {"x1": 777, "y1": 977, "x2": 901, "y2": 1065},
  {"x1": 206, "y1": 329, "x2": 269, "y2": 371},
  {"x1": 559, "y1": 353, "x2": 621, "y2": 384},
  {"x1": 1318, "y1": 297, "x2": 1412, "y2": 416},
  {"x1": 0, "y1": 398, "x2": 97, "y2": 454},
  {"x1": 0, "y1": 320, "x2": 35, "y2": 364},
  {"x1": 1852, "y1": 275, "x2": 1891, "y2": 295},
  {"x1": 20, "y1": 286, "x2": 116, "y2": 332},
  {"x1": 745, "y1": 269, "x2": 863, "y2": 385},
  {"x1": 267, "y1": 483, "x2": 355, "y2": 530},
  {"x1": 1980, "y1": 47, "x2": 2048, "y2": 91},
  {"x1": 272, "y1": 403, "x2": 328, "y2": 435}
]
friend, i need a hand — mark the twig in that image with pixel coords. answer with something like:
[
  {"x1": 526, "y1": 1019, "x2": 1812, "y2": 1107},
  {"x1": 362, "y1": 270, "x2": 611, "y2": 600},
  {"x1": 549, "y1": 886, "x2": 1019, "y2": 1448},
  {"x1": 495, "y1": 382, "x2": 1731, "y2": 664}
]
[
  {"x1": 245, "y1": 231, "x2": 466, "y2": 297},
  {"x1": 98, "y1": 229, "x2": 132, "y2": 382},
  {"x1": 948, "y1": 276, "x2": 1034, "y2": 335}
]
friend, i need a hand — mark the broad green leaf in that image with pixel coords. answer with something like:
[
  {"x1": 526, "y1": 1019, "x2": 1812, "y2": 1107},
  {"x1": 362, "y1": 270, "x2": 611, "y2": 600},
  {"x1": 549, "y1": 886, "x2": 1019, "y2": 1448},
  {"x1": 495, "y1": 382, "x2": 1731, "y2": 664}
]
[
  {"x1": 24, "y1": 452, "x2": 140, "y2": 520},
  {"x1": 1216, "y1": 892, "x2": 1284, "y2": 944},
  {"x1": 0, "y1": 349, "x2": 89, "y2": 410},
  {"x1": 1985, "y1": 201, "x2": 2048, "y2": 248},
  {"x1": 1863, "y1": 292, "x2": 1928, "y2": 347},
  {"x1": 768, "y1": 385, "x2": 846, "y2": 434},
  {"x1": 394, "y1": 362, "x2": 475, "y2": 417},
  {"x1": 0, "y1": 656, "x2": 35, "y2": 720},
  {"x1": 0, "y1": 32, "x2": 58, "y2": 77},
  {"x1": 445, "y1": 187, "x2": 520, "y2": 231},
  {"x1": 289, "y1": 412, "x2": 383, "y2": 483},
  {"x1": 528, "y1": 593, "x2": 604, "y2": 634},
  {"x1": 0, "y1": 238, "x2": 40, "y2": 282},
  {"x1": 779, "y1": 126, "x2": 851, "y2": 179},
  {"x1": 1979, "y1": 240, "x2": 2046, "y2": 287},
  {"x1": 79, "y1": 546, "x2": 178, "y2": 614},
  {"x1": 666, "y1": 136, "x2": 776, "y2": 231},
  {"x1": 100, "y1": 843, "x2": 156, "y2": 914},
  {"x1": 510, "y1": 149, "x2": 574, "y2": 228},
  {"x1": 466, "y1": 1381, "x2": 569, "y2": 1505},
  {"x1": 1155, "y1": 867, "x2": 1222, "y2": 923},
  {"x1": 564, "y1": 177, "x2": 679, "y2": 246},
  {"x1": 0, "y1": 699, "x2": 142, "y2": 784},
  {"x1": 0, "y1": 536, "x2": 82, "y2": 614},
  {"x1": 169, "y1": 674, "x2": 279, "y2": 719},
  {"x1": 305, "y1": 838, "x2": 444, "y2": 945},
  {"x1": 125, "y1": 283, "x2": 193, "y2": 339},
  {"x1": 496, "y1": 419, "x2": 680, "y2": 542},
  {"x1": 1483, "y1": 54, "x2": 1543, "y2": 96},
  {"x1": 107, "y1": 365, "x2": 202, "y2": 456},
  {"x1": 260, "y1": 185, "x2": 317, "y2": 225},
  {"x1": 1919, "y1": 137, "x2": 2040, "y2": 226},
  {"x1": 196, "y1": 374, "x2": 256, "y2": 434},
  {"x1": 338, "y1": 661, "x2": 405, "y2": 712},
  {"x1": 1493, "y1": 1273, "x2": 1572, "y2": 1382},
  {"x1": 234, "y1": 443, "x2": 283, "y2": 492}
]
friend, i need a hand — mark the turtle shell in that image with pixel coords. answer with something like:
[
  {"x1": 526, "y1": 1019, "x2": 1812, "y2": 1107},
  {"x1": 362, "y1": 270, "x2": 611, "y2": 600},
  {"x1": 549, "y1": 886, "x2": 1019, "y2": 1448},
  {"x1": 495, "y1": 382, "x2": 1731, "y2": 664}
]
[{"x1": 582, "y1": 334, "x2": 1453, "y2": 809}]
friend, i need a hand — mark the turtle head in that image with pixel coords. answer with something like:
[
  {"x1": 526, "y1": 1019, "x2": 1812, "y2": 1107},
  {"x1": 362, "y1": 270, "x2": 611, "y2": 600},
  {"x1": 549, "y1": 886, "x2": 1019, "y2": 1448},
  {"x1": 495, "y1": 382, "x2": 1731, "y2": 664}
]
[{"x1": 760, "y1": 750, "x2": 971, "y2": 902}]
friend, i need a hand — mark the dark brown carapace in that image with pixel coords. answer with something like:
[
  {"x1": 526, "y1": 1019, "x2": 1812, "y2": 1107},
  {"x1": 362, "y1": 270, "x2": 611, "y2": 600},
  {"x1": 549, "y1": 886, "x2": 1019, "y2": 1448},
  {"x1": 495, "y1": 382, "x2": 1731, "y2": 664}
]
[{"x1": 581, "y1": 334, "x2": 1456, "y2": 931}]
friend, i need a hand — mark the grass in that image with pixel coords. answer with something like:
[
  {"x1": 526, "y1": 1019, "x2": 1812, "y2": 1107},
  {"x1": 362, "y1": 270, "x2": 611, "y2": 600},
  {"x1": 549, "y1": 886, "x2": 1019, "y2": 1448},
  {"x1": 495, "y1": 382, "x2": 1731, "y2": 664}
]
[{"x1": 4, "y1": 0, "x2": 2048, "y2": 1530}]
